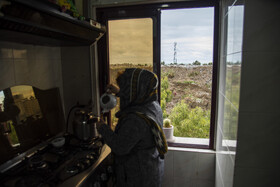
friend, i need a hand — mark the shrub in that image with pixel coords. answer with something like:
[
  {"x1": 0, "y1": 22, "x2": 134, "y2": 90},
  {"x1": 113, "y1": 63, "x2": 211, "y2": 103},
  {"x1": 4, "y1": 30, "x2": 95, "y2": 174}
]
[
  {"x1": 169, "y1": 101, "x2": 210, "y2": 138},
  {"x1": 192, "y1": 60, "x2": 201, "y2": 65},
  {"x1": 189, "y1": 71, "x2": 199, "y2": 77},
  {"x1": 160, "y1": 76, "x2": 173, "y2": 118}
]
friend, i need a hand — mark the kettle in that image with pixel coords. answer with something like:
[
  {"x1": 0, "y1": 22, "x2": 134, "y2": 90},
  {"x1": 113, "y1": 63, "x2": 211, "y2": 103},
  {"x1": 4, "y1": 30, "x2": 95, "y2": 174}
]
[
  {"x1": 72, "y1": 109, "x2": 99, "y2": 141},
  {"x1": 99, "y1": 92, "x2": 117, "y2": 113}
]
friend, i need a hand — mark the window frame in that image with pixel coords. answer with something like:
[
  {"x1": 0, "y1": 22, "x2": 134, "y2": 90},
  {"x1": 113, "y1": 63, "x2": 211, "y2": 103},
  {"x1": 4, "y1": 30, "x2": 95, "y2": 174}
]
[{"x1": 96, "y1": 0, "x2": 219, "y2": 150}]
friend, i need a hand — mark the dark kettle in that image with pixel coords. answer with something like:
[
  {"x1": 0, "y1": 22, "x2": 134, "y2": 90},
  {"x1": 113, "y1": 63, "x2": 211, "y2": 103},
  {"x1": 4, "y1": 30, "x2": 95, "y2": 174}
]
[{"x1": 72, "y1": 109, "x2": 99, "y2": 141}]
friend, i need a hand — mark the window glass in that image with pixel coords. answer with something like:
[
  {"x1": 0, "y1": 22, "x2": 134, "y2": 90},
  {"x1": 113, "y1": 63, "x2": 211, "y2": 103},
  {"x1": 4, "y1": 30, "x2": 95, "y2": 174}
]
[
  {"x1": 108, "y1": 18, "x2": 153, "y2": 128},
  {"x1": 222, "y1": 4, "x2": 244, "y2": 145},
  {"x1": 161, "y1": 8, "x2": 214, "y2": 144}
]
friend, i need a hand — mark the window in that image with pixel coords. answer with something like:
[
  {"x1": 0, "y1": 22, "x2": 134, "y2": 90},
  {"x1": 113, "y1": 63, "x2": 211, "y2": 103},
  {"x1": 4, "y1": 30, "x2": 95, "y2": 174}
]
[
  {"x1": 108, "y1": 18, "x2": 154, "y2": 128},
  {"x1": 216, "y1": 1, "x2": 244, "y2": 151},
  {"x1": 97, "y1": 1, "x2": 218, "y2": 149},
  {"x1": 161, "y1": 8, "x2": 214, "y2": 147}
]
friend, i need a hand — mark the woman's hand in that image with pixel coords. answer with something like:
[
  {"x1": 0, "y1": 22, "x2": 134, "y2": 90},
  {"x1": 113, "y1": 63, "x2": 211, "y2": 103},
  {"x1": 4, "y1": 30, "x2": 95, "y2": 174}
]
[
  {"x1": 96, "y1": 118, "x2": 106, "y2": 131},
  {"x1": 106, "y1": 84, "x2": 120, "y2": 94}
]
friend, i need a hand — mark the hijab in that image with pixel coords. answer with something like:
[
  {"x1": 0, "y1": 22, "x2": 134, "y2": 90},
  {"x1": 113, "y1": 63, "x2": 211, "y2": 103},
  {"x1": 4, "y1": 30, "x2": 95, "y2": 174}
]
[{"x1": 116, "y1": 68, "x2": 158, "y2": 110}]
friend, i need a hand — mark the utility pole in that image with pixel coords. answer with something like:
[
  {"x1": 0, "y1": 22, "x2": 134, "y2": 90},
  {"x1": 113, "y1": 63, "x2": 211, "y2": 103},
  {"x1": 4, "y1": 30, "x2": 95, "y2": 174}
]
[{"x1": 173, "y1": 42, "x2": 177, "y2": 64}]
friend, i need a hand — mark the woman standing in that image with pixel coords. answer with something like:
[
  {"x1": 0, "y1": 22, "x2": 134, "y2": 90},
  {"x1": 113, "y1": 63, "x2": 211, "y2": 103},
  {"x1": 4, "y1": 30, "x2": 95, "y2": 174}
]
[{"x1": 97, "y1": 68, "x2": 167, "y2": 187}]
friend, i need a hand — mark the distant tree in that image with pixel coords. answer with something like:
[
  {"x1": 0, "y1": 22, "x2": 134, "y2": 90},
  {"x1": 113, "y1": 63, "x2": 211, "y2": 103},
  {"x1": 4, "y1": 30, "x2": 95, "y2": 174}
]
[
  {"x1": 208, "y1": 62, "x2": 213, "y2": 65},
  {"x1": 192, "y1": 60, "x2": 201, "y2": 65},
  {"x1": 161, "y1": 61, "x2": 165, "y2": 65}
]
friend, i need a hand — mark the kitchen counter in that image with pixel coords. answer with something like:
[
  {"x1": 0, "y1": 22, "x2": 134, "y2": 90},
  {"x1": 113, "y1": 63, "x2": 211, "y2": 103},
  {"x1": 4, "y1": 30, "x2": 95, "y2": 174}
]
[{"x1": 59, "y1": 144, "x2": 112, "y2": 187}]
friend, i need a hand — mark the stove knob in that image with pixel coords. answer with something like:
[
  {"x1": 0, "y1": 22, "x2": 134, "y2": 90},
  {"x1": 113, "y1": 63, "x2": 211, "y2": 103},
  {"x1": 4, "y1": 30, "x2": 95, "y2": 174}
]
[{"x1": 100, "y1": 173, "x2": 108, "y2": 182}]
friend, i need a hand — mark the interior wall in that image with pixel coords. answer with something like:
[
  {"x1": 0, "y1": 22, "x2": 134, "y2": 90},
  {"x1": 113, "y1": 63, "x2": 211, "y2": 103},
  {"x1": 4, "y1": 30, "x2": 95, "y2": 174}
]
[
  {"x1": 60, "y1": 46, "x2": 93, "y2": 131},
  {"x1": 0, "y1": 41, "x2": 63, "y2": 95},
  {"x1": 233, "y1": 0, "x2": 280, "y2": 186},
  {"x1": 163, "y1": 148, "x2": 215, "y2": 187}
]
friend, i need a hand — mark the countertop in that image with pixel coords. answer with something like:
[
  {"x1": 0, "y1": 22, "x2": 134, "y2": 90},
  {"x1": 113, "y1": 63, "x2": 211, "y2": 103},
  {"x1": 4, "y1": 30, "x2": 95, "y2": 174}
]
[{"x1": 59, "y1": 144, "x2": 111, "y2": 187}]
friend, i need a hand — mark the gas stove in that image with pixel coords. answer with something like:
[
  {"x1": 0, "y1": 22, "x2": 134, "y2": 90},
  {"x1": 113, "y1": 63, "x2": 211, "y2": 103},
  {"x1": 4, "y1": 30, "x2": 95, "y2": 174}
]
[{"x1": 0, "y1": 135, "x2": 106, "y2": 187}]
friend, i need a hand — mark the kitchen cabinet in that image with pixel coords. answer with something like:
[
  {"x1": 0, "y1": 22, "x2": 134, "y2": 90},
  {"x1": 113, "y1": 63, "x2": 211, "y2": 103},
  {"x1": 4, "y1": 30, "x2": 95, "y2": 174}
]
[{"x1": 0, "y1": 0, "x2": 105, "y2": 46}]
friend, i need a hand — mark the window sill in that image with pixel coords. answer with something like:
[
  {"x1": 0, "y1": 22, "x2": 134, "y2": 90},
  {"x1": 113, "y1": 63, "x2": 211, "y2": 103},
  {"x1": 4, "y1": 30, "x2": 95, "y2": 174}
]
[
  {"x1": 166, "y1": 137, "x2": 237, "y2": 151},
  {"x1": 167, "y1": 137, "x2": 210, "y2": 149}
]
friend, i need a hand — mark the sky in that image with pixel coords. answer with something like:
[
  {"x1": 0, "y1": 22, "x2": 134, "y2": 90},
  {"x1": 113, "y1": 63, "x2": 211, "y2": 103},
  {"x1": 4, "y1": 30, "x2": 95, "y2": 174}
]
[
  {"x1": 108, "y1": 7, "x2": 214, "y2": 65},
  {"x1": 161, "y1": 7, "x2": 214, "y2": 65}
]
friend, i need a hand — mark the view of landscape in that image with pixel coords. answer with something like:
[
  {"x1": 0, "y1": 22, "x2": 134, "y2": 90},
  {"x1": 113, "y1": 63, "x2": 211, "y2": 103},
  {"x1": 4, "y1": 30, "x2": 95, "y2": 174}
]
[
  {"x1": 106, "y1": 8, "x2": 230, "y2": 140},
  {"x1": 161, "y1": 64, "x2": 212, "y2": 138},
  {"x1": 109, "y1": 63, "x2": 213, "y2": 138}
]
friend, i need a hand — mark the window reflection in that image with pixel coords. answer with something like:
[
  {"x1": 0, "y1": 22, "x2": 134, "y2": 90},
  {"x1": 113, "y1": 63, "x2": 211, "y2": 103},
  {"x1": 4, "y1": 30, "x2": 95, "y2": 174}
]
[{"x1": 0, "y1": 85, "x2": 64, "y2": 165}]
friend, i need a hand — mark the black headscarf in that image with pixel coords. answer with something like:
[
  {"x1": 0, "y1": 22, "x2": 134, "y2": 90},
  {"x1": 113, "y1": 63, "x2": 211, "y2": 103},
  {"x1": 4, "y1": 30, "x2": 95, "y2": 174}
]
[{"x1": 116, "y1": 68, "x2": 158, "y2": 110}]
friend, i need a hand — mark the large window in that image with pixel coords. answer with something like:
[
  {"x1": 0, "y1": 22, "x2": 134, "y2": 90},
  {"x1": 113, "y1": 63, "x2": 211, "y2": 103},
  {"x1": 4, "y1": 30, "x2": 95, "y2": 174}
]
[{"x1": 97, "y1": 1, "x2": 218, "y2": 149}]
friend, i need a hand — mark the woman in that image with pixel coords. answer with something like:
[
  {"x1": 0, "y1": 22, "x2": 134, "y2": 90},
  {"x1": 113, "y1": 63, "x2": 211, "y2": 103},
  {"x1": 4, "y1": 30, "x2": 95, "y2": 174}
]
[{"x1": 97, "y1": 68, "x2": 167, "y2": 187}]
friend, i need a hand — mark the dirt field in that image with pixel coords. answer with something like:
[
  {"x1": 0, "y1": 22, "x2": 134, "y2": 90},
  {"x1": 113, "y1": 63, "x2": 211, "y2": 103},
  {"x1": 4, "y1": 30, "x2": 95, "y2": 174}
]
[
  {"x1": 109, "y1": 64, "x2": 213, "y2": 114},
  {"x1": 161, "y1": 65, "x2": 212, "y2": 113}
]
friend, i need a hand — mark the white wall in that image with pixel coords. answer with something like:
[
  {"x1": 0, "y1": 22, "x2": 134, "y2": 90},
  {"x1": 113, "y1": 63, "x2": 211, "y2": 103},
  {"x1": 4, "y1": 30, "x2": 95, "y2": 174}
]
[
  {"x1": 163, "y1": 148, "x2": 215, "y2": 187},
  {"x1": 233, "y1": 0, "x2": 280, "y2": 186}
]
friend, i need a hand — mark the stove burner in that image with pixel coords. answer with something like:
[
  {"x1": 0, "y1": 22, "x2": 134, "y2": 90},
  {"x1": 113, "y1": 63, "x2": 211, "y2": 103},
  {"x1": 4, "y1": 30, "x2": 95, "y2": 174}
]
[
  {"x1": 80, "y1": 158, "x2": 91, "y2": 168},
  {"x1": 1, "y1": 135, "x2": 105, "y2": 186},
  {"x1": 80, "y1": 140, "x2": 95, "y2": 148},
  {"x1": 28, "y1": 155, "x2": 48, "y2": 170},
  {"x1": 52, "y1": 147, "x2": 66, "y2": 155},
  {"x1": 66, "y1": 165, "x2": 80, "y2": 174}
]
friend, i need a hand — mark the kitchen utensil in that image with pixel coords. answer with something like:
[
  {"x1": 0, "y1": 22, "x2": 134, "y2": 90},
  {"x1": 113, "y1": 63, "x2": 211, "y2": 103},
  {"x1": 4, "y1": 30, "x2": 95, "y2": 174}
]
[{"x1": 72, "y1": 110, "x2": 99, "y2": 141}]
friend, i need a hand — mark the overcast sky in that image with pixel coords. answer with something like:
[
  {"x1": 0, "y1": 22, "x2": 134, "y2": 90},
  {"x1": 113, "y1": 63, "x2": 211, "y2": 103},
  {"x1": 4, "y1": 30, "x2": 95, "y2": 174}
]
[{"x1": 161, "y1": 7, "x2": 214, "y2": 64}]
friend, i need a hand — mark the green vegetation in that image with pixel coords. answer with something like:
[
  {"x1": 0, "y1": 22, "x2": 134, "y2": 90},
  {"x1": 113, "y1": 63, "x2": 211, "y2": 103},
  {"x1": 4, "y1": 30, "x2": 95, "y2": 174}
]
[
  {"x1": 169, "y1": 101, "x2": 210, "y2": 138},
  {"x1": 192, "y1": 60, "x2": 201, "y2": 65},
  {"x1": 161, "y1": 72, "x2": 210, "y2": 138},
  {"x1": 160, "y1": 75, "x2": 173, "y2": 118},
  {"x1": 162, "y1": 70, "x2": 175, "y2": 78},
  {"x1": 189, "y1": 71, "x2": 199, "y2": 77},
  {"x1": 176, "y1": 80, "x2": 196, "y2": 85}
]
